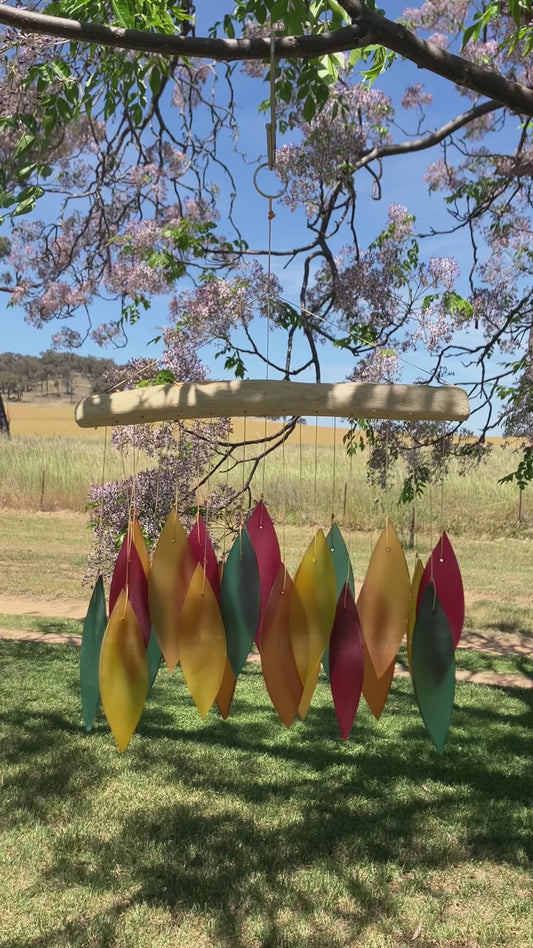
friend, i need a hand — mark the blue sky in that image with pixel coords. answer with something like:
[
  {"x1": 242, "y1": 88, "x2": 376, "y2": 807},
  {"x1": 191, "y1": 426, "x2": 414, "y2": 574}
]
[{"x1": 0, "y1": 3, "x2": 515, "y2": 430}]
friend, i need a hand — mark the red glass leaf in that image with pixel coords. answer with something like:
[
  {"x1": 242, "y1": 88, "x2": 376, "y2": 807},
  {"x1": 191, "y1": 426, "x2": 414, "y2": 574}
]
[
  {"x1": 109, "y1": 532, "x2": 151, "y2": 647},
  {"x1": 260, "y1": 564, "x2": 302, "y2": 727},
  {"x1": 246, "y1": 501, "x2": 282, "y2": 648},
  {"x1": 188, "y1": 516, "x2": 220, "y2": 600},
  {"x1": 329, "y1": 584, "x2": 364, "y2": 740},
  {"x1": 417, "y1": 531, "x2": 464, "y2": 648}
]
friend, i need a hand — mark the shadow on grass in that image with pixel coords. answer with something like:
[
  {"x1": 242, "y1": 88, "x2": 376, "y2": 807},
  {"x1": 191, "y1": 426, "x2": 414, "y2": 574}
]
[{"x1": 1, "y1": 644, "x2": 533, "y2": 948}]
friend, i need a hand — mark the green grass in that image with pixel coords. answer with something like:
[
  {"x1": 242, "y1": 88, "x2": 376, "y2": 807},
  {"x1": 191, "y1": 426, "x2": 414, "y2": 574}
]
[
  {"x1": 0, "y1": 614, "x2": 83, "y2": 635},
  {"x1": 0, "y1": 510, "x2": 91, "y2": 600},
  {"x1": 1, "y1": 644, "x2": 532, "y2": 948}
]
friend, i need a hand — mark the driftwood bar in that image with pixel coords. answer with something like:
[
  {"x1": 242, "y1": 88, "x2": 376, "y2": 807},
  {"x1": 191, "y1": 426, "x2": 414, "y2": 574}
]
[{"x1": 75, "y1": 380, "x2": 470, "y2": 428}]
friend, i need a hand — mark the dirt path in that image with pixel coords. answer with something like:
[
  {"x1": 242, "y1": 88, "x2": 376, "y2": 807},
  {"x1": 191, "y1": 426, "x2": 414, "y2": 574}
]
[{"x1": 1, "y1": 596, "x2": 532, "y2": 689}]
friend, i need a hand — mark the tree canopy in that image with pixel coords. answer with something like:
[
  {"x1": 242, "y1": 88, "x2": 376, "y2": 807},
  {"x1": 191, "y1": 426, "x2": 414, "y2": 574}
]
[{"x1": 0, "y1": 0, "x2": 532, "y2": 562}]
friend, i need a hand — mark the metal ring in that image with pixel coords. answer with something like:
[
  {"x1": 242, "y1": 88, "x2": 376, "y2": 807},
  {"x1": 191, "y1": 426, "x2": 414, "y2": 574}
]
[{"x1": 253, "y1": 162, "x2": 287, "y2": 200}]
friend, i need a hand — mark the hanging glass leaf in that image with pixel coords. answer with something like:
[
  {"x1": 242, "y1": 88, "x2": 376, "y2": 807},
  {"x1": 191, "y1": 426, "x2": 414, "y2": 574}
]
[
  {"x1": 260, "y1": 564, "x2": 302, "y2": 727},
  {"x1": 80, "y1": 575, "x2": 107, "y2": 733},
  {"x1": 323, "y1": 522, "x2": 355, "y2": 678},
  {"x1": 362, "y1": 648, "x2": 395, "y2": 721},
  {"x1": 149, "y1": 509, "x2": 195, "y2": 670},
  {"x1": 357, "y1": 521, "x2": 410, "y2": 679},
  {"x1": 216, "y1": 657, "x2": 237, "y2": 719},
  {"x1": 417, "y1": 532, "x2": 464, "y2": 648},
  {"x1": 298, "y1": 664, "x2": 321, "y2": 720},
  {"x1": 219, "y1": 529, "x2": 261, "y2": 678},
  {"x1": 109, "y1": 533, "x2": 151, "y2": 647},
  {"x1": 188, "y1": 516, "x2": 220, "y2": 600},
  {"x1": 290, "y1": 530, "x2": 337, "y2": 686},
  {"x1": 412, "y1": 582, "x2": 455, "y2": 755},
  {"x1": 246, "y1": 500, "x2": 281, "y2": 648},
  {"x1": 329, "y1": 583, "x2": 364, "y2": 740},
  {"x1": 179, "y1": 563, "x2": 227, "y2": 718},
  {"x1": 407, "y1": 557, "x2": 424, "y2": 670},
  {"x1": 146, "y1": 629, "x2": 162, "y2": 697},
  {"x1": 99, "y1": 590, "x2": 148, "y2": 752},
  {"x1": 131, "y1": 517, "x2": 150, "y2": 576}
]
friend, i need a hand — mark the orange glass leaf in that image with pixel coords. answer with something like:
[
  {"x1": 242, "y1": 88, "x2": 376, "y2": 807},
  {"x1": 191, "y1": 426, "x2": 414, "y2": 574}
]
[
  {"x1": 131, "y1": 518, "x2": 150, "y2": 577},
  {"x1": 290, "y1": 530, "x2": 337, "y2": 688},
  {"x1": 179, "y1": 563, "x2": 227, "y2": 719},
  {"x1": 260, "y1": 565, "x2": 302, "y2": 727},
  {"x1": 216, "y1": 658, "x2": 237, "y2": 720},
  {"x1": 357, "y1": 522, "x2": 410, "y2": 679},
  {"x1": 148, "y1": 509, "x2": 195, "y2": 670},
  {"x1": 362, "y1": 648, "x2": 395, "y2": 721},
  {"x1": 99, "y1": 590, "x2": 148, "y2": 752},
  {"x1": 407, "y1": 557, "x2": 425, "y2": 670}
]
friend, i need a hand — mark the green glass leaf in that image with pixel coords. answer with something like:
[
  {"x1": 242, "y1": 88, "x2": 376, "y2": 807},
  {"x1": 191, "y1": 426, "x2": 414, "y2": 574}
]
[
  {"x1": 412, "y1": 583, "x2": 455, "y2": 755},
  {"x1": 323, "y1": 522, "x2": 355, "y2": 677},
  {"x1": 146, "y1": 629, "x2": 162, "y2": 697},
  {"x1": 220, "y1": 529, "x2": 261, "y2": 678},
  {"x1": 80, "y1": 575, "x2": 107, "y2": 732}
]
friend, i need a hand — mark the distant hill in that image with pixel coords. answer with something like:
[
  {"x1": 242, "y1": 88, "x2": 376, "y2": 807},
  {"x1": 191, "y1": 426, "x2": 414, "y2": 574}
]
[{"x1": 0, "y1": 350, "x2": 120, "y2": 405}]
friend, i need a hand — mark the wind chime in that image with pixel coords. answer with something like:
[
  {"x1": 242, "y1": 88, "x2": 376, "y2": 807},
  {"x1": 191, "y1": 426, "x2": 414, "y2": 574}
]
[{"x1": 75, "y1": 43, "x2": 470, "y2": 755}]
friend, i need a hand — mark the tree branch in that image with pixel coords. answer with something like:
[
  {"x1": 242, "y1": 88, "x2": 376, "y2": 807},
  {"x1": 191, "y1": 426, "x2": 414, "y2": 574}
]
[{"x1": 1, "y1": 2, "x2": 533, "y2": 115}]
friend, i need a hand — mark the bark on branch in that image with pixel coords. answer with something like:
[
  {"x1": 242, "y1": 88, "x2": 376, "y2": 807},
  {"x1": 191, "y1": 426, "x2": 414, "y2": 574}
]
[{"x1": 0, "y1": 2, "x2": 533, "y2": 115}]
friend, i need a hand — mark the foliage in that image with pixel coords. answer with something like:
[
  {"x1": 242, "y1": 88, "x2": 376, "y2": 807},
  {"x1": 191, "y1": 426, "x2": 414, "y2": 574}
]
[
  {"x1": 1, "y1": 0, "x2": 533, "y2": 568},
  {"x1": 0, "y1": 349, "x2": 117, "y2": 399}
]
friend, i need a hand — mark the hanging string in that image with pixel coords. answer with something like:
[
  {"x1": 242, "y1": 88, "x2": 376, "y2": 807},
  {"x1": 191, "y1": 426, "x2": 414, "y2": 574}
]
[
  {"x1": 240, "y1": 412, "x2": 247, "y2": 558},
  {"x1": 331, "y1": 415, "x2": 337, "y2": 531},
  {"x1": 313, "y1": 415, "x2": 319, "y2": 560},
  {"x1": 281, "y1": 415, "x2": 287, "y2": 578},
  {"x1": 97, "y1": 426, "x2": 109, "y2": 570}
]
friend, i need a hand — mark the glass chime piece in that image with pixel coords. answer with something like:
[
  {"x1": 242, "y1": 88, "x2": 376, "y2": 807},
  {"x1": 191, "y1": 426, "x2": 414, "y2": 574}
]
[
  {"x1": 146, "y1": 629, "x2": 162, "y2": 697},
  {"x1": 417, "y1": 532, "x2": 464, "y2": 648},
  {"x1": 109, "y1": 533, "x2": 151, "y2": 647},
  {"x1": 412, "y1": 582, "x2": 455, "y2": 755},
  {"x1": 407, "y1": 557, "x2": 425, "y2": 670},
  {"x1": 260, "y1": 564, "x2": 302, "y2": 727},
  {"x1": 290, "y1": 530, "x2": 337, "y2": 715},
  {"x1": 246, "y1": 500, "x2": 282, "y2": 648},
  {"x1": 357, "y1": 522, "x2": 410, "y2": 679},
  {"x1": 362, "y1": 649, "x2": 395, "y2": 720},
  {"x1": 323, "y1": 522, "x2": 355, "y2": 678},
  {"x1": 80, "y1": 575, "x2": 107, "y2": 732},
  {"x1": 179, "y1": 563, "x2": 227, "y2": 719},
  {"x1": 131, "y1": 517, "x2": 150, "y2": 577},
  {"x1": 149, "y1": 509, "x2": 195, "y2": 670},
  {"x1": 99, "y1": 589, "x2": 148, "y2": 751},
  {"x1": 216, "y1": 658, "x2": 237, "y2": 720},
  {"x1": 329, "y1": 583, "x2": 364, "y2": 740},
  {"x1": 219, "y1": 528, "x2": 261, "y2": 678},
  {"x1": 188, "y1": 516, "x2": 220, "y2": 600}
]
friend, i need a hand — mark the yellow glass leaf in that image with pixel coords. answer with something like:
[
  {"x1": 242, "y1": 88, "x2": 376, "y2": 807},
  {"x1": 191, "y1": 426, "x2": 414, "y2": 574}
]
[
  {"x1": 357, "y1": 521, "x2": 410, "y2": 679},
  {"x1": 179, "y1": 564, "x2": 227, "y2": 719},
  {"x1": 148, "y1": 508, "x2": 195, "y2": 670},
  {"x1": 131, "y1": 518, "x2": 150, "y2": 577},
  {"x1": 407, "y1": 556, "x2": 424, "y2": 670},
  {"x1": 298, "y1": 664, "x2": 321, "y2": 721},
  {"x1": 290, "y1": 530, "x2": 337, "y2": 688},
  {"x1": 99, "y1": 590, "x2": 148, "y2": 752}
]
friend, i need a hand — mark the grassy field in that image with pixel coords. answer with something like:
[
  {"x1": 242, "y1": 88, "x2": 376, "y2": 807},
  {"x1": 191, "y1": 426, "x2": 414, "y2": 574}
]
[
  {"x1": 1, "y1": 643, "x2": 532, "y2": 948},
  {"x1": 1, "y1": 403, "x2": 531, "y2": 542}
]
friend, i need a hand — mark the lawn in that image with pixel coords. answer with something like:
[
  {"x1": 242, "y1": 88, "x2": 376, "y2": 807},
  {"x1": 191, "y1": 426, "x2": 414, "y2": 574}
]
[{"x1": 1, "y1": 642, "x2": 532, "y2": 948}]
